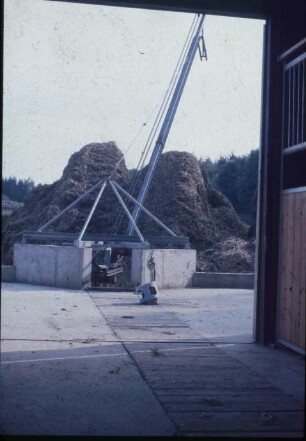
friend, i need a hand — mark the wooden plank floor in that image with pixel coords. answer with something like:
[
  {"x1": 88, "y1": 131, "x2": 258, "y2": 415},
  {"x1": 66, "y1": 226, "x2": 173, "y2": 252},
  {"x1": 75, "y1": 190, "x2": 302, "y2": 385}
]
[{"x1": 90, "y1": 293, "x2": 305, "y2": 437}]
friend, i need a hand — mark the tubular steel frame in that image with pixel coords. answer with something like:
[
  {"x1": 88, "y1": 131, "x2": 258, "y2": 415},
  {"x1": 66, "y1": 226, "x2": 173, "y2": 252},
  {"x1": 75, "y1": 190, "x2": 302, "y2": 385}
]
[{"x1": 33, "y1": 178, "x2": 188, "y2": 250}]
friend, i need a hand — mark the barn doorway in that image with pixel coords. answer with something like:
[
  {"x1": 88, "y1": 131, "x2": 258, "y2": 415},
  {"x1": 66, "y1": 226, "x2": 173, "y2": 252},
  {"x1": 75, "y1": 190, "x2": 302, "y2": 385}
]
[{"x1": 3, "y1": 1, "x2": 265, "y2": 342}]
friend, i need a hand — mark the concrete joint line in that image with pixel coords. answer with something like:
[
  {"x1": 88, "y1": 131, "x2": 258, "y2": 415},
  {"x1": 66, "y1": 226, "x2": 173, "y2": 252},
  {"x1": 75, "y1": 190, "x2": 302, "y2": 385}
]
[
  {"x1": 1, "y1": 352, "x2": 129, "y2": 365},
  {"x1": 91, "y1": 297, "x2": 179, "y2": 434}
]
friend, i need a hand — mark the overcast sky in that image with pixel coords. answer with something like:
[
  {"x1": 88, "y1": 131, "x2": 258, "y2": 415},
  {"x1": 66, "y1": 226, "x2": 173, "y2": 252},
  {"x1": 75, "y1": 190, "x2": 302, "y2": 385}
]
[{"x1": 3, "y1": 0, "x2": 265, "y2": 185}]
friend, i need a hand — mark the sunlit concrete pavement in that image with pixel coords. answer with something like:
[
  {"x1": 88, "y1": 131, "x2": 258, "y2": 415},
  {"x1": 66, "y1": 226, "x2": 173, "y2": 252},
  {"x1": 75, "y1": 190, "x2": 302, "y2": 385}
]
[
  {"x1": 0, "y1": 283, "x2": 304, "y2": 437},
  {"x1": 0, "y1": 283, "x2": 175, "y2": 436}
]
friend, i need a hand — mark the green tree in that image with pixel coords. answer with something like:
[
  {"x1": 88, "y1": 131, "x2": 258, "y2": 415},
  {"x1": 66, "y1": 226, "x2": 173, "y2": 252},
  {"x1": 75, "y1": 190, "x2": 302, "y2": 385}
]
[
  {"x1": 199, "y1": 149, "x2": 259, "y2": 225},
  {"x1": 2, "y1": 177, "x2": 36, "y2": 202}
]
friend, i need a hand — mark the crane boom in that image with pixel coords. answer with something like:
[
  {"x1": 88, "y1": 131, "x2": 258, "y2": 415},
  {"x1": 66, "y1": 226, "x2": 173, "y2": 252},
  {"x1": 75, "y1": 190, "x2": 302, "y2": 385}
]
[
  {"x1": 127, "y1": 14, "x2": 206, "y2": 235},
  {"x1": 34, "y1": 14, "x2": 207, "y2": 265}
]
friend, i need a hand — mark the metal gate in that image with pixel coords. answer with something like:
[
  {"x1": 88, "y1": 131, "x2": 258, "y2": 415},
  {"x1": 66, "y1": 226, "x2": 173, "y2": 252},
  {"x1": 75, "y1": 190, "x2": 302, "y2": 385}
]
[{"x1": 277, "y1": 38, "x2": 306, "y2": 354}]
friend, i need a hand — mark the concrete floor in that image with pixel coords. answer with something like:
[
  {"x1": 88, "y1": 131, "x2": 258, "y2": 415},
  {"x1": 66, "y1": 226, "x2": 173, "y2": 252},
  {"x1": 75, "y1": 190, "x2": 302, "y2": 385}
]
[{"x1": 0, "y1": 283, "x2": 304, "y2": 436}]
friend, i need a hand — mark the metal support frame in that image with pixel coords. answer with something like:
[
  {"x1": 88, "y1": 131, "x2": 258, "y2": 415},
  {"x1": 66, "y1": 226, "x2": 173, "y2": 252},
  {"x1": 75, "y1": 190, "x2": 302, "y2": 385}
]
[
  {"x1": 282, "y1": 48, "x2": 306, "y2": 150},
  {"x1": 112, "y1": 180, "x2": 177, "y2": 237},
  {"x1": 37, "y1": 178, "x2": 105, "y2": 232},
  {"x1": 108, "y1": 179, "x2": 147, "y2": 244},
  {"x1": 77, "y1": 180, "x2": 107, "y2": 241},
  {"x1": 22, "y1": 231, "x2": 189, "y2": 246},
  {"x1": 36, "y1": 176, "x2": 187, "y2": 250}
]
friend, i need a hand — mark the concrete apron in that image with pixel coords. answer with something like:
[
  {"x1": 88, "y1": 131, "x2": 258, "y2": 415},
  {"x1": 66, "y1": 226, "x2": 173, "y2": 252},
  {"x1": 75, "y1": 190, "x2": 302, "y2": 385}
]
[
  {"x1": 1, "y1": 283, "x2": 304, "y2": 437},
  {"x1": 0, "y1": 283, "x2": 175, "y2": 436}
]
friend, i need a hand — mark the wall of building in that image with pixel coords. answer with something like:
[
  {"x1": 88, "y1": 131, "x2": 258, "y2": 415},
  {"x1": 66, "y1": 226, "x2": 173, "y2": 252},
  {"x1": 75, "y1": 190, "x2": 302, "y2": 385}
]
[
  {"x1": 278, "y1": 189, "x2": 306, "y2": 353},
  {"x1": 193, "y1": 272, "x2": 254, "y2": 289},
  {"x1": 131, "y1": 249, "x2": 196, "y2": 288},
  {"x1": 14, "y1": 244, "x2": 92, "y2": 289},
  {"x1": 1, "y1": 266, "x2": 16, "y2": 282}
]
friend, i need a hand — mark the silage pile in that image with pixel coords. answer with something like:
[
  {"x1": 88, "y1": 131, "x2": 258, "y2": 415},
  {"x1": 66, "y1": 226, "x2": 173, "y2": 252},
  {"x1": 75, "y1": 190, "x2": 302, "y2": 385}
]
[
  {"x1": 197, "y1": 237, "x2": 256, "y2": 273},
  {"x1": 2, "y1": 143, "x2": 255, "y2": 272},
  {"x1": 129, "y1": 151, "x2": 248, "y2": 251},
  {"x1": 2, "y1": 142, "x2": 128, "y2": 263}
]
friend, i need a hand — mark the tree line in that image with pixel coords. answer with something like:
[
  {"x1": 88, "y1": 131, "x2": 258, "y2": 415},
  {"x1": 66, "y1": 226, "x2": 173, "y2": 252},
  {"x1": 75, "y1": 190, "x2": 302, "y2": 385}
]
[
  {"x1": 200, "y1": 149, "x2": 259, "y2": 224},
  {"x1": 2, "y1": 177, "x2": 35, "y2": 203}
]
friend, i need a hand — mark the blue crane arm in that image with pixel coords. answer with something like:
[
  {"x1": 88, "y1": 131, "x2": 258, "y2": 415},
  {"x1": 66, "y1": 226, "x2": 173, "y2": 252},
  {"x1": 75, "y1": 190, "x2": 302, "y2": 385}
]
[{"x1": 127, "y1": 14, "x2": 206, "y2": 235}]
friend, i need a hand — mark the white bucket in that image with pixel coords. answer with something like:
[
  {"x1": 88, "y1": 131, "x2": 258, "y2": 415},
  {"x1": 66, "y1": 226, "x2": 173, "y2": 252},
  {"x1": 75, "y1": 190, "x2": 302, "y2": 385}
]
[{"x1": 136, "y1": 281, "x2": 159, "y2": 305}]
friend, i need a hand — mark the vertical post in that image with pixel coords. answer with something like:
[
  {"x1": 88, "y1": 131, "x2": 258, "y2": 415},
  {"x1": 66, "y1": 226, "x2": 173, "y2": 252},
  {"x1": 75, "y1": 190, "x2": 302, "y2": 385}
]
[
  {"x1": 302, "y1": 59, "x2": 305, "y2": 142},
  {"x1": 256, "y1": 17, "x2": 283, "y2": 346}
]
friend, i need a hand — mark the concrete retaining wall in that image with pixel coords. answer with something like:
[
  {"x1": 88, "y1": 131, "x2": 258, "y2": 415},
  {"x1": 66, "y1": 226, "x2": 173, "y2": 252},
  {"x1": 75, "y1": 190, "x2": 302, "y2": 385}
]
[
  {"x1": 193, "y1": 272, "x2": 254, "y2": 289},
  {"x1": 14, "y1": 244, "x2": 92, "y2": 289},
  {"x1": 131, "y1": 249, "x2": 196, "y2": 288},
  {"x1": 1, "y1": 266, "x2": 16, "y2": 282},
  {"x1": 11, "y1": 244, "x2": 253, "y2": 290}
]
